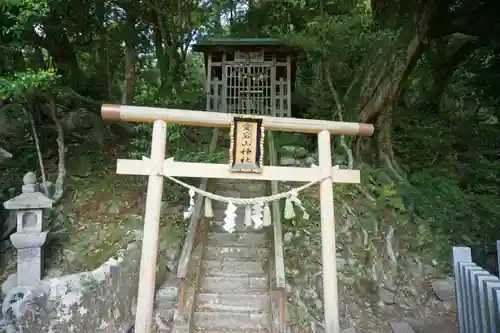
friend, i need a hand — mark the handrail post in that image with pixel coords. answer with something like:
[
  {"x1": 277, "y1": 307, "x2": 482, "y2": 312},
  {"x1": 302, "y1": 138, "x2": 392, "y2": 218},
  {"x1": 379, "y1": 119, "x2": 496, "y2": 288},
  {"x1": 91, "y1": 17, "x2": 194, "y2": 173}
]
[
  {"x1": 175, "y1": 128, "x2": 220, "y2": 315},
  {"x1": 268, "y1": 131, "x2": 286, "y2": 332}
]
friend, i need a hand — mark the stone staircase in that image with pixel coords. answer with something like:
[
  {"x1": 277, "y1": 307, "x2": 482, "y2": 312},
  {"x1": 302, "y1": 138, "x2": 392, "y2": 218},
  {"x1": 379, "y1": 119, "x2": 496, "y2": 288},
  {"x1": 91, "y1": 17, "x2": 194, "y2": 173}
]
[
  {"x1": 176, "y1": 179, "x2": 273, "y2": 333},
  {"x1": 193, "y1": 231, "x2": 271, "y2": 332}
]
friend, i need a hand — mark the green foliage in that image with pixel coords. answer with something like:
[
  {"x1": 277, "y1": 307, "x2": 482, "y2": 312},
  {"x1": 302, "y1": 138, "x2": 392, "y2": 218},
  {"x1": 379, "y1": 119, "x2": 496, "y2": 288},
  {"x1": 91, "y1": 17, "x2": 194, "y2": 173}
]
[
  {"x1": 0, "y1": 69, "x2": 60, "y2": 100},
  {"x1": 393, "y1": 86, "x2": 500, "y2": 259}
]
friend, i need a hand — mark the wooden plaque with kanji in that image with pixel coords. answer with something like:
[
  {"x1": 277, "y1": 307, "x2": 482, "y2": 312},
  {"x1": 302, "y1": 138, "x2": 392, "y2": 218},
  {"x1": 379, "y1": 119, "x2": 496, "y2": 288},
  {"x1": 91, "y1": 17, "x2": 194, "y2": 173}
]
[{"x1": 229, "y1": 117, "x2": 264, "y2": 173}]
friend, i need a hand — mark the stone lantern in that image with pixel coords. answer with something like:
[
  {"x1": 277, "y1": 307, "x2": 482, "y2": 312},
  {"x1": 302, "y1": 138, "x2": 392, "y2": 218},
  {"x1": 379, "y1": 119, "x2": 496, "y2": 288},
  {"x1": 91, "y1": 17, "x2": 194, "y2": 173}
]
[{"x1": 3, "y1": 172, "x2": 53, "y2": 286}]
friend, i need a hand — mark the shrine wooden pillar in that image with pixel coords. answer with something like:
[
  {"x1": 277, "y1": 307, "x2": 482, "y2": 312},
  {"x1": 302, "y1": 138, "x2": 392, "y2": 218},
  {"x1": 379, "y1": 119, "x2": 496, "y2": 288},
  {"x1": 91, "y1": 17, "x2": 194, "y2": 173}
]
[{"x1": 134, "y1": 120, "x2": 167, "y2": 333}]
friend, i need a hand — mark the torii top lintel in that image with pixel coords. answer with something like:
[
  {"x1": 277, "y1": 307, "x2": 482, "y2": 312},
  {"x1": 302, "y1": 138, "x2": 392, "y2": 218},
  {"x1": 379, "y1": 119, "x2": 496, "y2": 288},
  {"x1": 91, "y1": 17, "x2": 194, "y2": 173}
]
[{"x1": 101, "y1": 104, "x2": 374, "y2": 137}]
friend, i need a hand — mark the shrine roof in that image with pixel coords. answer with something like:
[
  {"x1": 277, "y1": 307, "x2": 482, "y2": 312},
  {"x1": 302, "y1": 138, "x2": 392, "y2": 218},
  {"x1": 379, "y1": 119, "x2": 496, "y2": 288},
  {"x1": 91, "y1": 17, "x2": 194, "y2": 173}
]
[{"x1": 192, "y1": 37, "x2": 300, "y2": 53}]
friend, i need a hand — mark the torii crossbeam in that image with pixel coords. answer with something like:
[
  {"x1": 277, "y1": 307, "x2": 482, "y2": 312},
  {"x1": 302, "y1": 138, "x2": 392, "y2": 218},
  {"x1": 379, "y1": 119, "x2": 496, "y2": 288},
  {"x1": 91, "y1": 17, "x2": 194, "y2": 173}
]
[{"x1": 101, "y1": 104, "x2": 374, "y2": 333}]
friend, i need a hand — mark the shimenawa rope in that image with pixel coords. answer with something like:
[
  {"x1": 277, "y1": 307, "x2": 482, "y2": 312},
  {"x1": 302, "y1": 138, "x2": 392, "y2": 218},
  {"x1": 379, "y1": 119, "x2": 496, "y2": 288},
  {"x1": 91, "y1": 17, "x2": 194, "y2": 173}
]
[{"x1": 163, "y1": 173, "x2": 328, "y2": 205}]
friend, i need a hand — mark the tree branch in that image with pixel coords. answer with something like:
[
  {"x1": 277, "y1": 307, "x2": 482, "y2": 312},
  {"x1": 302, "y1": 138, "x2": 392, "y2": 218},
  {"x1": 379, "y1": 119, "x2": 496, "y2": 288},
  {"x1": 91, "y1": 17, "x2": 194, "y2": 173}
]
[
  {"x1": 0, "y1": 147, "x2": 12, "y2": 163},
  {"x1": 323, "y1": 62, "x2": 353, "y2": 169},
  {"x1": 48, "y1": 97, "x2": 66, "y2": 203},
  {"x1": 427, "y1": 37, "x2": 484, "y2": 112},
  {"x1": 26, "y1": 104, "x2": 49, "y2": 197}
]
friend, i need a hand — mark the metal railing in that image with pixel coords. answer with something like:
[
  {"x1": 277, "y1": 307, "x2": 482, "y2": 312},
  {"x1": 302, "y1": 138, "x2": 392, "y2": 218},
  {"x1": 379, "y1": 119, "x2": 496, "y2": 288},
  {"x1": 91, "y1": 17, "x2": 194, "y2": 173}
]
[{"x1": 453, "y1": 243, "x2": 500, "y2": 333}]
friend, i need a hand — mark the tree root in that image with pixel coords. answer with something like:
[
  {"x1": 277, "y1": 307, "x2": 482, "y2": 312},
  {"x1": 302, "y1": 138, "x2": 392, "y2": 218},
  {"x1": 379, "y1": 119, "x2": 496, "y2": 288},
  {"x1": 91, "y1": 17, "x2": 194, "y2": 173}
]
[
  {"x1": 355, "y1": 184, "x2": 376, "y2": 202},
  {"x1": 379, "y1": 152, "x2": 407, "y2": 183}
]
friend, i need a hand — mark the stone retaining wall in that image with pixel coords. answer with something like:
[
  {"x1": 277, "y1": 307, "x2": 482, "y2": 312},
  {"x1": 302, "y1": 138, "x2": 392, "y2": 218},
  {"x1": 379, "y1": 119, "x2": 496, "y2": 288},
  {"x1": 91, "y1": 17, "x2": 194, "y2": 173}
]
[
  {"x1": 1, "y1": 239, "x2": 178, "y2": 333},
  {"x1": 278, "y1": 145, "x2": 317, "y2": 167},
  {"x1": 278, "y1": 144, "x2": 348, "y2": 167}
]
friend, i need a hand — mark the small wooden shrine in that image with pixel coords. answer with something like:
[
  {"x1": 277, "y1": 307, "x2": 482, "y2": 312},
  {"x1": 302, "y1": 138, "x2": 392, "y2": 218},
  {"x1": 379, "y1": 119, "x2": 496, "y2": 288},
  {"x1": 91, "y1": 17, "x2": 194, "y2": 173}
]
[{"x1": 192, "y1": 38, "x2": 299, "y2": 117}]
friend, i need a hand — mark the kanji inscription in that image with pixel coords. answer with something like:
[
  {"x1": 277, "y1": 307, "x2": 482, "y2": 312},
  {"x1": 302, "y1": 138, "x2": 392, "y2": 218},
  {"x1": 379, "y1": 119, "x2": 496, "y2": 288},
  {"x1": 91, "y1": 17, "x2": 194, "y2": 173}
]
[{"x1": 229, "y1": 117, "x2": 264, "y2": 173}]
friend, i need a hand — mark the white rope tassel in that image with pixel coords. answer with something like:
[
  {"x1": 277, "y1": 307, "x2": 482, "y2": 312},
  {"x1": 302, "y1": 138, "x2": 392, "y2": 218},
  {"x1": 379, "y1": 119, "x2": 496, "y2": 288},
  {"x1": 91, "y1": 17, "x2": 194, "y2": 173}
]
[
  {"x1": 223, "y1": 202, "x2": 237, "y2": 233},
  {"x1": 244, "y1": 205, "x2": 252, "y2": 228},
  {"x1": 251, "y1": 202, "x2": 264, "y2": 229},
  {"x1": 263, "y1": 203, "x2": 272, "y2": 226},
  {"x1": 183, "y1": 189, "x2": 196, "y2": 220},
  {"x1": 204, "y1": 197, "x2": 214, "y2": 218},
  {"x1": 284, "y1": 194, "x2": 296, "y2": 220},
  {"x1": 289, "y1": 190, "x2": 309, "y2": 220}
]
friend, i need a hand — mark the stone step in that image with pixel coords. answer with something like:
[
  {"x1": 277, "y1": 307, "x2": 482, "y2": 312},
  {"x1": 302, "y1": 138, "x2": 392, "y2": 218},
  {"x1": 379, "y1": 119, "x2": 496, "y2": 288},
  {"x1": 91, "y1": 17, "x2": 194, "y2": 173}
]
[
  {"x1": 196, "y1": 292, "x2": 270, "y2": 313},
  {"x1": 209, "y1": 221, "x2": 270, "y2": 234},
  {"x1": 390, "y1": 322, "x2": 417, "y2": 333},
  {"x1": 193, "y1": 311, "x2": 270, "y2": 330},
  {"x1": 204, "y1": 246, "x2": 269, "y2": 261},
  {"x1": 193, "y1": 329, "x2": 268, "y2": 333},
  {"x1": 341, "y1": 328, "x2": 358, "y2": 333},
  {"x1": 207, "y1": 232, "x2": 268, "y2": 247},
  {"x1": 199, "y1": 275, "x2": 268, "y2": 293},
  {"x1": 203, "y1": 259, "x2": 266, "y2": 276},
  {"x1": 154, "y1": 282, "x2": 178, "y2": 308}
]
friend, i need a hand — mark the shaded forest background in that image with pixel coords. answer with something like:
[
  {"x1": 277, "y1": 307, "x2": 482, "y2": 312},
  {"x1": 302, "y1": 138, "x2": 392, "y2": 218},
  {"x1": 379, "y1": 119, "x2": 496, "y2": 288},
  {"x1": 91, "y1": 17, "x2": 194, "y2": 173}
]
[{"x1": 0, "y1": 0, "x2": 499, "y2": 267}]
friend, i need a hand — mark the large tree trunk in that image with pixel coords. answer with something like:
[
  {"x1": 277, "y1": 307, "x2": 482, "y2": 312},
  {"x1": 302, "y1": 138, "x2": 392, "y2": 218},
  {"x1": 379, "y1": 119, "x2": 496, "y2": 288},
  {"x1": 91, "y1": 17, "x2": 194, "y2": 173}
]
[
  {"x1": 96, "y1": 0, "x2": 111, "y2": 100},
  {"x1": 354, "y1": 3, "x2": 433, "y2": 165},
  {"x1": 122, "y1": 43, "x2": 137, "y2": 104},
  {"x1": 153, "y1": 26, "x2": 169, "y2": 83},
  {"x1": 122, "y1": 12, "x2": 138, "y2": 104}
]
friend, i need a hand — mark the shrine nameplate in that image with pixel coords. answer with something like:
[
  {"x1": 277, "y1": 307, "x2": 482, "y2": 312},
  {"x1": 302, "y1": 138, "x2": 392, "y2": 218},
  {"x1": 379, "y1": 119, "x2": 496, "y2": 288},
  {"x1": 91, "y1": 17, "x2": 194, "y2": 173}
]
[{"x1": 229, "y1": 117, "x2": 264, "y2": 173}]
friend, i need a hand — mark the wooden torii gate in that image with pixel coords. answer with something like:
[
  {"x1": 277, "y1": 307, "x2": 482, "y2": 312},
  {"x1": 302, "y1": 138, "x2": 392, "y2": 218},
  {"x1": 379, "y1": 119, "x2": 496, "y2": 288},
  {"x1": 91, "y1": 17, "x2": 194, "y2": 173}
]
[{"x1": 101, "y1": 104, "x2": 374, "y2": 333}]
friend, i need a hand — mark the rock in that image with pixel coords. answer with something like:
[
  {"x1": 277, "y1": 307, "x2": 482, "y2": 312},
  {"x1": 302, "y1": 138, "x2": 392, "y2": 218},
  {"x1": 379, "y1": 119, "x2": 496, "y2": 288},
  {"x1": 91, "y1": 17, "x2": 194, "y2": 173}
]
[
  {"x1": 279, "y1": 146, "x2": 297, "y2": 157},
  {"x1": 336, "y1": 256, "x2": 345, "y2": 269},
  {"x1": 154, "y1": 310, "x2": 174, "y2": 331},
  {"x1": 160, "y1": 202, "x2": 183, "y2": 215},
  {"x1": 164, "y1": 245, "x2": 181, "y2": 272},
  {"x1": 45, "y1": 268, "x2": 63, "y2": 278},
  {"x1": 0, "y1": 209, "x2": 16, "y2": 241},
  {"x1": 333, "y1": 155, "x2": 347, "y2": 166},
  {"x1": 62, "y1": 249, "x2": 77, "y2": 263},
  {"x1": 431, "y1": 279, "x2": 455, "y2": 302},
  {"x1": 284, "y1": 232, "x2": 293, "y2": 243},
  {"x1": 100, "y1": 200, "x2": 122, "y2": 214},
  {"x1": 390, "y1": 322, "x2": 416, "y2": 333},
  {"x1": 0, "y1": 108, "x2": 19, "y2": 137},
  {"x1": 443, "y1": 300, "x2": 456, "y2": 312},
  {"x1": 41, "y1": 181, "x2": 55, "y2": 199},
  {"x1": 304, "y1": 156, "x2": 317, "y2": 166},
  {"x1": 314, "y1": 274, "x2": 324, "y2": 302},
  {"x1": 279, "y1": 156, "x2": 296, "y2": 166},
  {"x1": 0, "y1": 239, "x2": 11, "y2": 252},
  {"x1": 279, "y1": 146, "x2": 308, "y2": 159},
  {"x1": 293, "y1": 147, "x2": 308, "y2": 158},
  {"x1": 294, "y1": 159, "x2": 306, "y2": 167},
  {"x1": 378, "y1": 286, "x2": 395, "y2": 305},
  {"x1": 341, "y1": 328, "x2": 358, "y2": 333},
  {"x1": 61, "y1": 108, "x2": 98, "y2": 131},
  {"x1": 0, "y1": 147, "x2": 12, "y2": 163},
  {"x1": 2, "y1": 274, "x2": 18, "y2": 294}
]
